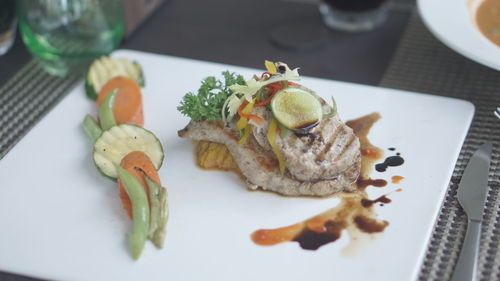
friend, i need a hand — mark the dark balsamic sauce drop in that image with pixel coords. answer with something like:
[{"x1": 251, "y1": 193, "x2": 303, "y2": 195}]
[
  {"x1": 375, "y1": 155, "x2": 405, "y2": 172},
  {"x1": 292, "y1": 221, "x2": 345, "y2": 250}
]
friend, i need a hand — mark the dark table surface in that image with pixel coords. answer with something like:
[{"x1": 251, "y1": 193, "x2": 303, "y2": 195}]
[
  {"x1": 0, "y1": 0, "x2": 412, "y2": 87},
  {"x1": 0, "y1": 0, "x2": 413, "y2": 280}
]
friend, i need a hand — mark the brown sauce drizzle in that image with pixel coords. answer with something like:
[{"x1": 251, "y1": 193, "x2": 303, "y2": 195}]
[
  {"x1": 356, "y1": 177, "x2": 387, "y2": 189},
  {"x1": 361, "y1": 195, "x2": 392, "y2": 208},
  {"x1": 354, "y1": 216, "x2": 389, "y2": 233},
  {"x1": 346, "y1": 113, "x2": 384, "y2": 178}
]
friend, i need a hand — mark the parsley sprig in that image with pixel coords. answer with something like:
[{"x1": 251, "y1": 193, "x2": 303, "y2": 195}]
[{"x1": 177, "y1": 71, "x2": 246, "y2": 122}]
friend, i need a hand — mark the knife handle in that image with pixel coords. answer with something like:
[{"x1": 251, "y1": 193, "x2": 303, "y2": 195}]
[{"x1": 450, "y1": 218, "x2": 482, "y2": 281}]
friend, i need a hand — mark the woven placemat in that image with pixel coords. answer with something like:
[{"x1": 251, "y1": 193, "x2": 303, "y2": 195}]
[
  {"x1": 0, "y1": 60, "x2": 80, "y2": 161},
  {"x1": 379, "y1": 11, "x2": 500, "y2": 281},
  {"x1": 0, "y1": 60, "x2": 80, "y2": 281}
]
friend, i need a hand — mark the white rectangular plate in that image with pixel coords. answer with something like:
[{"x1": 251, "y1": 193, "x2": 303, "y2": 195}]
[{"x1": 0, "y1": 50, "x2": 474, "y2": 281}]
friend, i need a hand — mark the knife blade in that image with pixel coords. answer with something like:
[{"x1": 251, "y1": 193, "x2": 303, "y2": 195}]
[{"x1": 451, "y1": 143, "x2": 492, "y2": 281}]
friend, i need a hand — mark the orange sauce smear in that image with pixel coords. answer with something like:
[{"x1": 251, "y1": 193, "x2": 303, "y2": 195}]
[{"x1": 391, "y1": 175, "x2": 405, "y2": 184}]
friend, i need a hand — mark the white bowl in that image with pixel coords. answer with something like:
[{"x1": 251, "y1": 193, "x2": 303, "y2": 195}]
[{"x1": 418, "y1": 0, "x2": 500, "y2": 71}]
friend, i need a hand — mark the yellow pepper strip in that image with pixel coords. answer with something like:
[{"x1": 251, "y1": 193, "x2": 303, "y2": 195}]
[
  {"x1": 236, "y1": 100, "x2": 255, "y2": 130},
  {"x1": 236, "y1": 116, "x2": 247, "y2": 130},
  {"x1": 267, "y1": 118, "x2": 286, "y2": 174},
  {"x1": 239, "y1": 124, "x2": 252, "y2": 145},
  {"x1": 265, "y1": 60, "x2": 277, "y2": 75}
]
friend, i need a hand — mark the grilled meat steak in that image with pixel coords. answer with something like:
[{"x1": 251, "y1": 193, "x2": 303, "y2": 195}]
[{"x1": 178, "y1": 94, "x2": 361, "y2": 197}]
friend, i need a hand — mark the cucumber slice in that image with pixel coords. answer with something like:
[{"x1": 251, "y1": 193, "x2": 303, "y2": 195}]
[
  {"x1": 270, "y1": 87, "x2": 323, "y2": 134},
  {"x1": 93, "y1": 124, "x2": 163, "y2": 179},
  {"x1": 86, "y1": 56, "x2": 145, "y2": 100}
]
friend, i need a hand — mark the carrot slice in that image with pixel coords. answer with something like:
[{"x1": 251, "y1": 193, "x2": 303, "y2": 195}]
[
  {"x1": 97, "y1": 76, "x2": 144, "y2": 126},
  {"x1": 237, "y1": 100, "x2": 265, "y2": 126},
  {"x1": 254, "y1": 91, "x2": 277, "y2": 107},
  {"x1": 118, "y1": 151, "x2": 161, "y2": 218}
]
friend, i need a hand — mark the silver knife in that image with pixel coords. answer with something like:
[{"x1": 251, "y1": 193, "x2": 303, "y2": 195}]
[{"x1": 451, "y1": 143, "x2": 492, "y2": 281}]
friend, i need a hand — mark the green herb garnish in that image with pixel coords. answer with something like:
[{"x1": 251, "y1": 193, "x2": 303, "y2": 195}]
[{"x1": 177, "y1": 71, "x2": 245, "y2": 121}]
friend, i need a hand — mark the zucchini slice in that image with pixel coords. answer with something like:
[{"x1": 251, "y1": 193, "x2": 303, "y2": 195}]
[
  {"x1": 86, "y1": 56, "x2": 145, "y2": 100},
  {"x1": 93, "y1": 124, "x2": 163, "y2": 179},
  {"x1": 270, "y1": 87, "x2": 323, "y2": 134}
]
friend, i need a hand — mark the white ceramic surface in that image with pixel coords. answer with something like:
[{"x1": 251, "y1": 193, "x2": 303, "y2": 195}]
[
  {"x1": 418, "y1": 0, "x2": 500, "y2": 71},
  {"x1": 0, "y1": 50, "x2": 474, "y2": 281}
]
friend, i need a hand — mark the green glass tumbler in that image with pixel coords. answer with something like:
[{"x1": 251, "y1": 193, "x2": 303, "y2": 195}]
[{"x1": 17, "y1": 0, "x2": 124, "y2": 76}]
